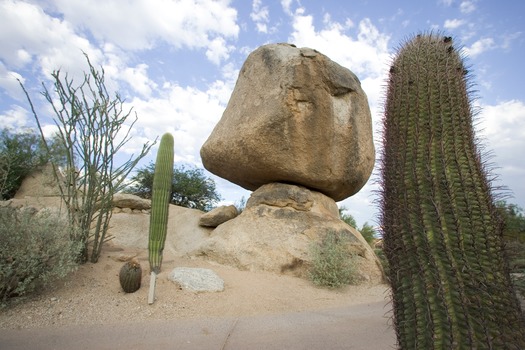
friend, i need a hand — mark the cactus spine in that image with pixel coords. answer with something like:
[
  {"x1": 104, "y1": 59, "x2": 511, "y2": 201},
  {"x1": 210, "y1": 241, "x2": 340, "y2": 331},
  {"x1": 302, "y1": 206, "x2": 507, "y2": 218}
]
[
  {"x1": 148, "y1": 133, "x2": 174, "y2": 274},
  {"x1": 380, "y1": 33, "x2": 525, "y2": 348}
]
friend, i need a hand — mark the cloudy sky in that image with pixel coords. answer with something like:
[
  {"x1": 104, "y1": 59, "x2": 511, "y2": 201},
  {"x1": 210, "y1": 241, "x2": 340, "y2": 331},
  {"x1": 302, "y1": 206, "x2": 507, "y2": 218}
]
[{"x1": 1, "y1": 0, "x2": 524, "y2": 227}]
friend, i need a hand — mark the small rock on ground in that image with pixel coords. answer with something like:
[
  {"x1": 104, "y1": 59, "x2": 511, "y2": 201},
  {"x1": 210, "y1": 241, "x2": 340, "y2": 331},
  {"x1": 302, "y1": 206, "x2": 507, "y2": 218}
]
[{"x1": 168, "y1": 267, "x2": 224, "y2": 292}]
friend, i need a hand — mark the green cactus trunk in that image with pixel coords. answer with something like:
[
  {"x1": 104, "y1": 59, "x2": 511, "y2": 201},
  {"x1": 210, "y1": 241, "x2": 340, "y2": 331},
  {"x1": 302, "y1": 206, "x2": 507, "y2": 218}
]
[
  {"x1": 380, "y1": 33, "x2": 525, "y2": 349},
  {"x1": 148, "y1": 133, "x2": 174, "y2": 274}
]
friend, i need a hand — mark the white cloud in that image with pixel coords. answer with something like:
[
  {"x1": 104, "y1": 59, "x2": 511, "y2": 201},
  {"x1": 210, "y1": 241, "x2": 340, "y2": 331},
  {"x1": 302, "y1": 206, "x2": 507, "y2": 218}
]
[
  {"x1": 477, "y1": 100, "x2": 525, "y2": 199},
  {"x1": 48, "y1": 0, "x2": 239, "y2": 64},
  {"x1": 478, "y1": 100, "x2": 525, "y2": 143},
  {"x1": 501, "y1": 31, "x2": 522, "y2": 50},
  {"x1": 463, "y1": 37, "x2": 495, "y2": 57},
  {"x1": 0, "y1": 62, "x2": 26, "y2": 101},
  {"x1": 124, "y1": 80, "x2": 232, "y2": 165},
  {"x1": 251, "y1": 0, "x2": 270, "y2": 33},
  {"x1": 444, "y1": 18, "x2": 466, "y2": 30},
  {"x1": 206, "y1": 37, "x2": 234, "y2": 65},
  {"x1": 0, "y1": 0, "x2": 101, "y2": 77},
  {"x1": 0, "y1": 105, "x2": 31, "y2": 131},
  {"x1": 460, "y1": 1, "x2": 476, "y2": 13},
  {"x1": 281, "y1": 0, "x2": 293, "y2": 15},
  {"x1": 288, "y1": 11, "x2": 390, "y2": 79}
]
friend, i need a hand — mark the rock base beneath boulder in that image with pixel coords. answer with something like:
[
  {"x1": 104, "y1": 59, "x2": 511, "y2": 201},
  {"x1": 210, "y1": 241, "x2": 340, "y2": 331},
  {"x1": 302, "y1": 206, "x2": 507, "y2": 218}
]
[{"x1": 197, "y1": 183, "x2": 384, "y2": 284}]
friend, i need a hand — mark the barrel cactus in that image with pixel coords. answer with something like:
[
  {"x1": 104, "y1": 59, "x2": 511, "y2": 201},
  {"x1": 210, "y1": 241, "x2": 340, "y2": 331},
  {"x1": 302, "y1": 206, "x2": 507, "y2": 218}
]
[
  {"x1": 119, "y1": 259, "x2": 142, "y2": 293},
  {"x1": 148, "y1": 133, "x2": 174, "y2": 274},
  {"x1": 379, "y1": 32, "x2": 525, "y2": 348}
]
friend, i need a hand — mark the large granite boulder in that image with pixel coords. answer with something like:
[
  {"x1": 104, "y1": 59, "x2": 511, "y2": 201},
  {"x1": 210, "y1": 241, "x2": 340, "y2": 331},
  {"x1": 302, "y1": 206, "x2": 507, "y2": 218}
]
[
  {"x1": 201, "y1": 43, "x2": 375, "y2": 201},
  {"x1": 197, "y1": 183, "x2": 384, "y2": 284}
]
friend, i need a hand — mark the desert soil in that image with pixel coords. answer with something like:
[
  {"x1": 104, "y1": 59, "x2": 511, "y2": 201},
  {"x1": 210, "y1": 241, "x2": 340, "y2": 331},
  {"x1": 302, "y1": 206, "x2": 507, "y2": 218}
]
[{"x1": 0, "y1": 243, "x2": 392, "y2": 330}]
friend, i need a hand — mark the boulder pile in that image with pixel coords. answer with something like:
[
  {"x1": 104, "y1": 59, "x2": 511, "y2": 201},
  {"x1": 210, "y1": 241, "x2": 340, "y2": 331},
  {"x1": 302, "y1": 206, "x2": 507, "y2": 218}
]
[{"x1": 198, "y1": 43, "x2": 382, "y2": 283}]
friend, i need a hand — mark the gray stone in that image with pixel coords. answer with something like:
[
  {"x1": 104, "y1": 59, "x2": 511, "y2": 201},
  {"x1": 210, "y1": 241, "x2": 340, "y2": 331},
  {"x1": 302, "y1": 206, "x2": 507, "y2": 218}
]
[
  {"x1": 168, "y1": 267, "x2": 224, "y2": 292},
  {"x1": 201, "y1": 43, "x2": 375, "y2": 201},
  {"x1": 199, "y1": 205, "x2": 238, "y2": 227}
]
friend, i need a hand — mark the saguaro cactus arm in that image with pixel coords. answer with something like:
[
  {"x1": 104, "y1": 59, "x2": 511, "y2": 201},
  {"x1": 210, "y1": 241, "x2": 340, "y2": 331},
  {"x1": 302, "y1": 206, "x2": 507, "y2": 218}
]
[{"x1": 148, "y1": 133, "x2": 174, "y2": 274}]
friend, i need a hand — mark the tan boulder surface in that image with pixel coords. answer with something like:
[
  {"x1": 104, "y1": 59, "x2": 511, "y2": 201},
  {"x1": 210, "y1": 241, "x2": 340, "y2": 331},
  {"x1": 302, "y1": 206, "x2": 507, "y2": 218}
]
[
  {"x1": 199, "y1": 204, "x2": 238, "y2": 227},
  {"x1": 14, "y1": 163, "x2": 63, "y2": 199},
  {"x1": 198, "y1": 183, "x2": 384, "y2": 284},
  {"x1": 109, "y1": 204, "x2": 213, "y2": 257},
  {"x1": 111, "y1": 193, "x2": 151, "y2": 210},
  {"x1": 201, "y1": 43, "x2": 375, "y2": 201}
]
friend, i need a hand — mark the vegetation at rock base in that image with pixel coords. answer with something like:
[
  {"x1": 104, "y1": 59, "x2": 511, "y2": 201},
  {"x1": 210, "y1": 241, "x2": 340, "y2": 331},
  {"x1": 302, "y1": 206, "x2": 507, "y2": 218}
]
[
  {"x1": 19, "y1": 53, "x2": 154, "y2": 263},
  {"x1": 308, "y1": 230, "x2": 358, "y2": 288},
  {"x1": 126, "y1": 162, "x2": 221, "y2": 212},
  {"x1": 379, "y1": 32, "x2": 525, "y2": 348},
  {"x1": 0, "y1": 207, "x2": 80, "y2": 306}
]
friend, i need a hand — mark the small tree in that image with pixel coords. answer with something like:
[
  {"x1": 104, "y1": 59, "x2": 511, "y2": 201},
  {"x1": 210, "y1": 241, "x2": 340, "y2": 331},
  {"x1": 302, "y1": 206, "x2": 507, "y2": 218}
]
[
  {"x1": 19, "y1": 54, "x2": 155, "y2": 263},
  {"x1": 339, "y1": 207, "x2": 357, "y2": 228},
  {"x1": 338, "y1": 207, "x2": 376, "y2": 245},
  {"x1": 126, "y1": 163, "x2": 221, "y2": 211},
  {"x1": 359, "y1": 222, "x2": 376, "y2": 245},
  {"x1": 496, "y1": 200, "x2": 525, "y2": 242}
]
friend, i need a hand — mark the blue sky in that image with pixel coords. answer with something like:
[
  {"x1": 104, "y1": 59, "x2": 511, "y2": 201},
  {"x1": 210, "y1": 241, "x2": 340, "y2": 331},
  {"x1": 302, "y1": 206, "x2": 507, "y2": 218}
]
[{"x1": 1, "y1": 0, "x2": 524, "y2": 228}]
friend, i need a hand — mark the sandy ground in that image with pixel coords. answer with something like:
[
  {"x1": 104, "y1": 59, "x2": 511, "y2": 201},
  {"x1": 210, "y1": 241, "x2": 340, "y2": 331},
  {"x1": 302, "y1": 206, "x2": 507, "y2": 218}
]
[{"x1": 0, "y1": 242, "x2": 392, "y2": 330}]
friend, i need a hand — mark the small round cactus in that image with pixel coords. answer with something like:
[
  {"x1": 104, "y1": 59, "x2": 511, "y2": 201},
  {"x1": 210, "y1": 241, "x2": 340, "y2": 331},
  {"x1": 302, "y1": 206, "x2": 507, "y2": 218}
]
[{"x1": 119, "y1": 258, "x2": 142, "y2": 293}]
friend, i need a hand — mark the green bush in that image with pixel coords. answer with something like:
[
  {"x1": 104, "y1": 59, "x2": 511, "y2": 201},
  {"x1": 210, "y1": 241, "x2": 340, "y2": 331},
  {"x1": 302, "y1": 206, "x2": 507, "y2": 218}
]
[
  {"x1": 308, "y1": 230, "x2": 358, "y2": 288},
  {"x1": 0, "y1": 207, "x2": 79, "y2": 306}
]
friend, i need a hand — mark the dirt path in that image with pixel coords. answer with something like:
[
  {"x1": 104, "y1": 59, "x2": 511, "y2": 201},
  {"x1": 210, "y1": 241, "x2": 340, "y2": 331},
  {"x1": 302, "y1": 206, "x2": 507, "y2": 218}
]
[{"x1": 0, "y1": 243, "x2": 392, "y2": 331}]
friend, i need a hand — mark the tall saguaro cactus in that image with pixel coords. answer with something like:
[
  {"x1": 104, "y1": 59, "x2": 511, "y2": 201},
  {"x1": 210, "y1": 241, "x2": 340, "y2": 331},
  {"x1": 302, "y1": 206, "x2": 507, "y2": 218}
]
[
  {"x1": 148, "y1": 133, "x2": 174, "y2": 274},
  {"x1": 380, "y1": 33, "x2": 525, "y2": 349}
]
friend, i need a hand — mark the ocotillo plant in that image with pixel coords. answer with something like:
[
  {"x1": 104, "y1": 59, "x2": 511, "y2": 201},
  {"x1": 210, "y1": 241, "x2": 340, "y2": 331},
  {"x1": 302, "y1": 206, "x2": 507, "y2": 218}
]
[
  {"x1": 148, "y1": 133, "x2": 174, "y2": 274},
  {"x1": 379, "y1": 33, "x2": 525, "y2": 349}
]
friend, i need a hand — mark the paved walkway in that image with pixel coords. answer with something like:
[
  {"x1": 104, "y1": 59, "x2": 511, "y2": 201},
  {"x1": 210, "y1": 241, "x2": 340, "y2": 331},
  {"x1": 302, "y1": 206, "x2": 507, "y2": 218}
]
[{"x1": 0, "y1": 301, "x2": 395, "y2": 349}]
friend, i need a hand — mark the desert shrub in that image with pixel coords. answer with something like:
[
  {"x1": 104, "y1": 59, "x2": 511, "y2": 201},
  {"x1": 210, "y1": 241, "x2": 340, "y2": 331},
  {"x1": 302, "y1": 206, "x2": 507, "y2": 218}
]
[
  {"x1": 308, "y1": 230, "x2": 358, "y2": 288},
  {"x1": 0, "y1": 207, "x2": 79, "y2": 306}
]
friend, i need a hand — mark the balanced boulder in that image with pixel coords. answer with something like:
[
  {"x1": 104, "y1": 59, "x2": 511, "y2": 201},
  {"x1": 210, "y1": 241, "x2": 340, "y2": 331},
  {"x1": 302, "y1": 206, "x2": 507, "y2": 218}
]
[{"x1": 201, "y1": 43, "x2": 375, "y2": 201}]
